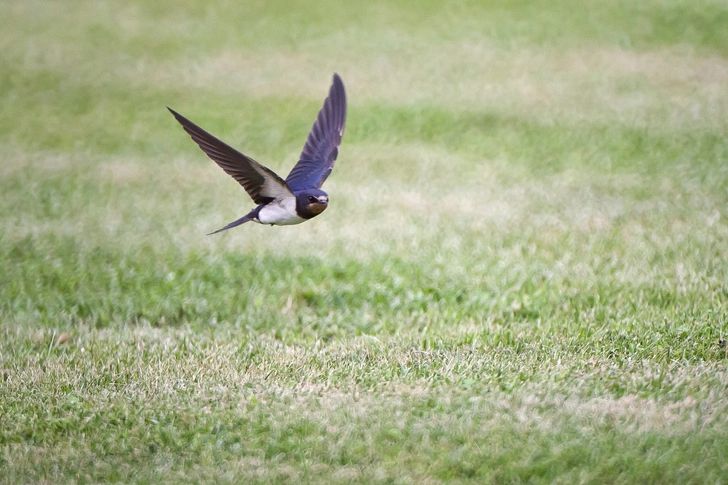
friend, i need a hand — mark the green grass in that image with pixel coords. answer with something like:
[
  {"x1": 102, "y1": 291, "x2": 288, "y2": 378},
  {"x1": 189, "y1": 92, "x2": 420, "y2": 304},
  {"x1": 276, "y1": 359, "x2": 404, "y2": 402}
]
[{"x1": 2, "y1": 0, "x2": 728, "y2": 483}]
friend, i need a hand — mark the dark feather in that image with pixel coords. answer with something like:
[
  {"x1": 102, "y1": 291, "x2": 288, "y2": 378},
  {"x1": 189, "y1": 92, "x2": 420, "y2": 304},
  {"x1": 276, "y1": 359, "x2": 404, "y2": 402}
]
[
  {"x1": 285, "y1": 73, "x2": 347, "y2": 192},
  {"x1": 207, "y1": 205, "x2": 262, "y2": 235},
  {"x1": 168, "y1": 107, "x2": 290, "y2": 204}
]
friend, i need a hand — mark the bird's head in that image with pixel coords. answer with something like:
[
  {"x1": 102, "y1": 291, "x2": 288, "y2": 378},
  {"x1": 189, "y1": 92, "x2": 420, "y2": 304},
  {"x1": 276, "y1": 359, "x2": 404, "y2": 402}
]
[{"x1": 296, "y1": 189, "x2": 329, "y2": 218}]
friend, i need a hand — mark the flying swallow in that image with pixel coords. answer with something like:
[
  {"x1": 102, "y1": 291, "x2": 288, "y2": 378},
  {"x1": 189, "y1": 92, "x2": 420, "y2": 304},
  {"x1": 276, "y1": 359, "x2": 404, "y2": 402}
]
[{"x1": 168, "y1": 73, "x2": 346, "y2": 235}]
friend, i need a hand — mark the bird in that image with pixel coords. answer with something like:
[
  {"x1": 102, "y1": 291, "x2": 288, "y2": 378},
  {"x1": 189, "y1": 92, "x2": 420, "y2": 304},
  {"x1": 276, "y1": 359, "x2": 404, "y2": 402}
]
[{"x1": 168, "y1": 73, "x2": 346, "y2": 235}]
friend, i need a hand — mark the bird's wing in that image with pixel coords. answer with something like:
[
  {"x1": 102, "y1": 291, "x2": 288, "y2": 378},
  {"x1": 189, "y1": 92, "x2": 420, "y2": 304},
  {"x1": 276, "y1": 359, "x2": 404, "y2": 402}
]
[
  {"x1": 285, "y1": 73, "x2": 347, "y2": 192},
  {"x1": 168, "y1": 108, "x2": 293, "y2": 203}
]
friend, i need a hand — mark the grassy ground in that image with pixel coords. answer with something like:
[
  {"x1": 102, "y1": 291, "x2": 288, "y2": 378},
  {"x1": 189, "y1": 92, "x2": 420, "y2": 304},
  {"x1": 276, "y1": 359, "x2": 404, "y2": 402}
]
[{"x1": 2, "y1": 0, "x2": 728, "y2": 483}]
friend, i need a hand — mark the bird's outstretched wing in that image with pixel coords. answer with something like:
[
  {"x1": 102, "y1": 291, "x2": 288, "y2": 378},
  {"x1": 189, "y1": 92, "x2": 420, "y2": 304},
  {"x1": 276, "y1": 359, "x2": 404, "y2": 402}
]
[
  {"x1": 285, "y1": 73, "x2": 347, "y2": 193},
  {"x1": 168, "y1": 108, "x2": 293, "y2": 204}
]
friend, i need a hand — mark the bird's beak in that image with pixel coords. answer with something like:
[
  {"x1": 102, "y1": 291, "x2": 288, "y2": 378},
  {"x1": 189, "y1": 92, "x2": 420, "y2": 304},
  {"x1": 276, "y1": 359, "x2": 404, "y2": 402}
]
[{"x1": 317, "y1": 196, "x2": 329, "y2": 204}]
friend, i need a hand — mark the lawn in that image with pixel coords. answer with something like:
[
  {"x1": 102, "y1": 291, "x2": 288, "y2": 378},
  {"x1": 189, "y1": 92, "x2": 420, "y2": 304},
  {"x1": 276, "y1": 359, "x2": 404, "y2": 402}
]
[{"x1": 1, "y1": 0, "x2": 728, "y2": 483}]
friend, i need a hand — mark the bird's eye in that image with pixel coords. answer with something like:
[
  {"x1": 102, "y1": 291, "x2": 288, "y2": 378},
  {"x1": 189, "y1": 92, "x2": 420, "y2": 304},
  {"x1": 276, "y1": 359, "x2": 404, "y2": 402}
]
[{"x1": 308, "y1": 196, "x2": 317, "y2": 203}]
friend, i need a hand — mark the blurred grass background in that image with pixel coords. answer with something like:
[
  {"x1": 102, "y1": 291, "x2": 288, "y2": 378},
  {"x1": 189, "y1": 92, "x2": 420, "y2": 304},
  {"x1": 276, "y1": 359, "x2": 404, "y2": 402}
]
[{"x1": 1, "y1": 0, "x2": 727, "y2": 483}]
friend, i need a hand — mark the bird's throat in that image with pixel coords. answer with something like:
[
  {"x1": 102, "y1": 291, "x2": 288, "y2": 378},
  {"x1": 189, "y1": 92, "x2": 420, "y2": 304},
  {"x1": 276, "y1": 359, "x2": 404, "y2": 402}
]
[{"x1": 297, "y1": 202, "x2": 327, "y2": 219}]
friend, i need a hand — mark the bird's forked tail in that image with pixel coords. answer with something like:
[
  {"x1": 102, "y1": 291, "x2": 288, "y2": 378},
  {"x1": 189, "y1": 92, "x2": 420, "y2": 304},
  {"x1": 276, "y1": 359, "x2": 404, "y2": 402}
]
[{"x1": 207, "y1": 206, "x2": 261, "y2": 235}]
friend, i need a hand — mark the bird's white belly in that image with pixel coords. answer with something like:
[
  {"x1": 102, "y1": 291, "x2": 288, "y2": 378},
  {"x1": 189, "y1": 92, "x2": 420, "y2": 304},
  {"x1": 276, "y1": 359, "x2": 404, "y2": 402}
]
[{"x1": 257, "y1": 198, "x2": 305, "y2": 226}]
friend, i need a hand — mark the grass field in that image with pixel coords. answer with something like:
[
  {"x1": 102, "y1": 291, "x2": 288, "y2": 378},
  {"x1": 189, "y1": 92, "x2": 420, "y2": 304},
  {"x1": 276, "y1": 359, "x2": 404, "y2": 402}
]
[{"x1": 2, "y1": 0, "x2": 728, "y2": 483}]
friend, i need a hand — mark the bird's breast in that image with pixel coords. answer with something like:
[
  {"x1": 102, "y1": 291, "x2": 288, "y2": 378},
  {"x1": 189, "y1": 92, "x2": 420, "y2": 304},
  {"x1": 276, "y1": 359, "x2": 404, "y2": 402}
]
[{"x1": 257, "y1": 198, "x2": 306, "y2": 226}]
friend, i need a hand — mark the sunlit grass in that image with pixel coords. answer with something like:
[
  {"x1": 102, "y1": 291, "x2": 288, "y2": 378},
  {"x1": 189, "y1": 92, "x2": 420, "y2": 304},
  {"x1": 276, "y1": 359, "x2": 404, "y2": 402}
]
[{"x1": 1, "y1": 0, "x2": 727, "y2": 483}]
